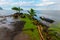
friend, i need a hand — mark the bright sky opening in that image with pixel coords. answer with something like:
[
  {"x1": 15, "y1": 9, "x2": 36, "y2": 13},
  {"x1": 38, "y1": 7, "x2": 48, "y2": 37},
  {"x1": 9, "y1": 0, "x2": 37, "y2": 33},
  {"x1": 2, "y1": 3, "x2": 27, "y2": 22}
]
[{"x1": 0, "y1": 0, "x2": 60, "y2": 10}]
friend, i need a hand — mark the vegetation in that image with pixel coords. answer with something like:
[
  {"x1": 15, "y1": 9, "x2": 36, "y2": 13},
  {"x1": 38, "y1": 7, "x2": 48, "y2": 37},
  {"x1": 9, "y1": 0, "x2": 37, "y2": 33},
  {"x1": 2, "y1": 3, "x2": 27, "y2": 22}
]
[
  {"x1": 12, "y1": 7, "x2": 23, "y2": 13},
  {"x1": 11, "y1": 7, "x2": 40, "y2": 40},
  {"x1": 20, "y1": 15, "x2": 40, "y2": 40},
  {"x1": 13, "y1": 13, "x2": 20, "y2": 19},
  {"x1": 28, "y1": 8, "x2": 36, "y2": 16},
  {"x1": 45, "y1": 23, "x2": 60, "y2": 40},
  {"x1": 28, "y1": 8, "x2": 36, "y2": 20},
  {"x1": 11, "y1": 7, "x2": 60, "y2": 40},
  {"x1": 12, "y1": 7, "x2": 23, "y2": 19}
]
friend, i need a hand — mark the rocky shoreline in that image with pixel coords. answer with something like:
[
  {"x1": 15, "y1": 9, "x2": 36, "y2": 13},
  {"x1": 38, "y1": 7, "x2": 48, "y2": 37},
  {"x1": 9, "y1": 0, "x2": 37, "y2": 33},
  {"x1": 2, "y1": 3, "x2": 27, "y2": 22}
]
[{"x1": 0, "y1": 17, "x2": 26, "y2": 40}]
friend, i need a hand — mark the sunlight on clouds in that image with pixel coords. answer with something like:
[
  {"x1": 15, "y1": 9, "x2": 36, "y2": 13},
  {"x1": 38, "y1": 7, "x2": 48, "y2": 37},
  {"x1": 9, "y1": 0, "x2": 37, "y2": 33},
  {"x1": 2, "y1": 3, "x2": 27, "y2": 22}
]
[
  {"x1": 0, "y1": 0, "x2": 34, "y2": 6},
  {"x1": 19, "y1": 1, "x2": 34, "y2": 6},
  {"x1": 0, "y1": 0, "x2": 13, "y2": 5},
  {"x1": 42, "y1": 0, "x2": 48, "y2": 2},
  {"x1": 35, "y1": 2, "x2": 55, "y2": 6},
  {"x1": 10, "y1": 1, "x2": 34, "y2": 7},
  {"x1": 0, "y1": 0, "x2": 60, "y2": 10},
  {"x1": 0, "y1": 0, "x2": 5, "y2": 1}
]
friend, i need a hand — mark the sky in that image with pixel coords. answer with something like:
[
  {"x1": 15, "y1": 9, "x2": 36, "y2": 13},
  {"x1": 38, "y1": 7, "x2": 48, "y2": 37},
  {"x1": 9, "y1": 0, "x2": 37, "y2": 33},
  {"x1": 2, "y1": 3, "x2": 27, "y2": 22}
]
[{"x1": 0, "y1": 0, "x2": 60, "y2": 10}]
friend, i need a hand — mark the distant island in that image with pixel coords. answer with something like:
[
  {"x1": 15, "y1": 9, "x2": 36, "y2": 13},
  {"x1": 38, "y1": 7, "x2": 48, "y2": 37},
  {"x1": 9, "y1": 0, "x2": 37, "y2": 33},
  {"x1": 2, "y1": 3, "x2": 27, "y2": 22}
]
[{"x1": 0, "y1": 7, "x2": 3, "y2": 10}]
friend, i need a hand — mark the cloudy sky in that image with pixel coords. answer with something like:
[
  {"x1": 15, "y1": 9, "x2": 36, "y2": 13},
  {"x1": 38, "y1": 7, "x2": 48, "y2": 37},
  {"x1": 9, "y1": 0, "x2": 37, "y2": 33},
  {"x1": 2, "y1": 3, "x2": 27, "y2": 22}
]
[{"x1": 0, "y1": 0, "x2": 60, "y2": 10}]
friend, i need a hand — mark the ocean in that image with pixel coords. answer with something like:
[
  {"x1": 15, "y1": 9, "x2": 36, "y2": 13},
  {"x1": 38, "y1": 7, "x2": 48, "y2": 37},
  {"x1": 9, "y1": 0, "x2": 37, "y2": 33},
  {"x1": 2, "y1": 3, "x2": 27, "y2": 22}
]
[{"x1": 0, "y1": 10, "x2": 60, "y2": 24}]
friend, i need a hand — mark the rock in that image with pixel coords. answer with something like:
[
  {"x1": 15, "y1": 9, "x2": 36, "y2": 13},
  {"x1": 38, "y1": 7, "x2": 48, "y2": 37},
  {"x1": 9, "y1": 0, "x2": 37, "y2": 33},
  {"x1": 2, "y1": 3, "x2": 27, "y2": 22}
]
[
  {"x1": 13, "y1": 32, "x2": 31, "y2": 40},
  {"x1": 40, "y1": 16, "x2": 55, "y2": 23}
]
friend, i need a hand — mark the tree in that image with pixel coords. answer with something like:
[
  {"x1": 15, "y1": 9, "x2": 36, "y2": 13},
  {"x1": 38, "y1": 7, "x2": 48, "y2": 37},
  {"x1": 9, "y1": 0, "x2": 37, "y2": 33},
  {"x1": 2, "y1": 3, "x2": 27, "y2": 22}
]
[
  {"x1": 12, "y1": 7, "x2": 23, "y2": 19},
  {"x1": 28, "y1": 8, "x2": 36, "y2": 16},
  {"x1": 12, "y1": 7, "x2": 23, "y2": 13}
]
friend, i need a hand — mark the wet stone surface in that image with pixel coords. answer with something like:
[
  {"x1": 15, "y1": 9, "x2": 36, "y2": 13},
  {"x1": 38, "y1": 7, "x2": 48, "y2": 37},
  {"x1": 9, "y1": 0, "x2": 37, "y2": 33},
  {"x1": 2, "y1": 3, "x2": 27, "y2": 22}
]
[{"x1": 0, "y1": 17, "x2": 26, "y2": 40}]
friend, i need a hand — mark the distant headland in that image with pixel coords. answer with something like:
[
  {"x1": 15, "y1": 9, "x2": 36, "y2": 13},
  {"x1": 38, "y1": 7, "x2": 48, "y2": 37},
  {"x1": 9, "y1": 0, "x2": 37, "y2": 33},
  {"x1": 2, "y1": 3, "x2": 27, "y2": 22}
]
[{"x1": 0, "y1": 7, "x2": 3, "y2": 10}]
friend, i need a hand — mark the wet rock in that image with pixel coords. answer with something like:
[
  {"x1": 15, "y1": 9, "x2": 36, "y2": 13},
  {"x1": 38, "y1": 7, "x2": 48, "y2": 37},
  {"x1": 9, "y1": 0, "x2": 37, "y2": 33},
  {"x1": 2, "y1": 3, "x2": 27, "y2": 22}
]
[
  {"x1": 0, "y1": 17, "x2": 26, "y2": 40},
  {"x1": 13, "y1": 32, "x2": 31, "y2": 40},
  {"x1": 0, "y1": 27, "x2": 13, "y2": 40}
]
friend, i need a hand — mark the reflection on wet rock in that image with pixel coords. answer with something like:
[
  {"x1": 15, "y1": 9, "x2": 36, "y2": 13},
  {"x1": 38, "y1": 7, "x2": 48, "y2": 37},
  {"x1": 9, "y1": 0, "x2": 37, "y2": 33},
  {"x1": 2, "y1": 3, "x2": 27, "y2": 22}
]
[{"x1": 0, "y1": 17, "x2": 26, "y2": 40}]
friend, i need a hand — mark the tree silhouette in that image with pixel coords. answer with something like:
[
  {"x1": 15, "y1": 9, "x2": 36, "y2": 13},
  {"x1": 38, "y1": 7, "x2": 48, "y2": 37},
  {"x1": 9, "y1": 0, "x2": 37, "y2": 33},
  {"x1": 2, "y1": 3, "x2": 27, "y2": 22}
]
[{"x1": 12, "y1": 7, "x2": 23, "y2": 13}]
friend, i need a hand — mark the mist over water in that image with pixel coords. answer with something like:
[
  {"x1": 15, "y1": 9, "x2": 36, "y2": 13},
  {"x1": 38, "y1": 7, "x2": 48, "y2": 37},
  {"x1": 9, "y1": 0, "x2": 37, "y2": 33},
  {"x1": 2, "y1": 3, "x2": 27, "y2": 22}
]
[{"x1": 36, "y1": 10, "x2": 60, "y2": 23}]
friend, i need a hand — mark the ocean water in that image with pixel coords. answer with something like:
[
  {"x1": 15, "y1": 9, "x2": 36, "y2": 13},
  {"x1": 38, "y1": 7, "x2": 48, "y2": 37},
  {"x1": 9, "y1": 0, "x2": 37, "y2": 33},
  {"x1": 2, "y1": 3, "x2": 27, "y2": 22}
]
[
  {"x1": 0, "y1": 10, "x2": 16, "y2": 16},
  {"x1": 18, "y1": 10, "x2": 60, "y2": 23},
  {"x1": 36, "y1": 10, "x2": 60, "y2": 22},
  {"x1": 0, "y1": 10, "x2": 60, "y2": 23}
]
